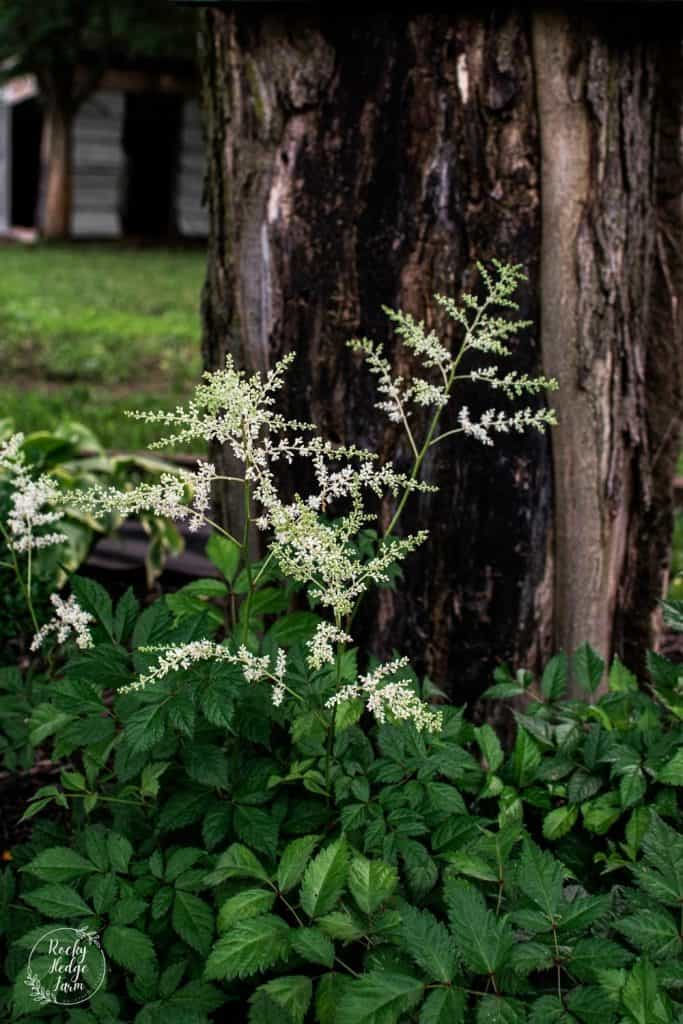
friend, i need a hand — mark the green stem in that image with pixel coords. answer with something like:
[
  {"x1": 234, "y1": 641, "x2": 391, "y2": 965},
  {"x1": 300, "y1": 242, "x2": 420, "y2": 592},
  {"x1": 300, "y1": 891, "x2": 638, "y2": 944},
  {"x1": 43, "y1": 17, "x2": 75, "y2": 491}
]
[
  {"x1": 0, "y1": 520, "x2": 39, "y2": 638},
  {"x1": 241, "y1": 473, "x2": 254, "y2": 646}
]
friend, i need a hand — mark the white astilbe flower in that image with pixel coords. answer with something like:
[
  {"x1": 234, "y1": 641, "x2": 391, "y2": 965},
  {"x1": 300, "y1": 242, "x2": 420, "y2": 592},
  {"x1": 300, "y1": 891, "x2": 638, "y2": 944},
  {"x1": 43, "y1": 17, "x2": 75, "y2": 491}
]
[
  {"x1": 265, "y1": 496, "x2": 427, "y2": 618},
  {"x1": 307, "y1": 622, "x2": 353, "y2": 671},
  {"x1": 121, "y1": 640, "x2": 288, "y2": 705},
  {"x1": 0, "y1": 432, "x2": 67, "y2": 553},
  {"x1": 125, "y1": 352, "x2": 310, "y2": 457},
  {"x1": 187, "y1": 461, "x2": 217, "y2": 530},
  {"x1": 68, "y1": 462, "x2": 217, "y2": 533},
  {"x1": 383, "y1": 308, "x2": 453, "y2": 374},
  {"x1": 470, "y1": 366, "x2": 559, "y2": 399},
  {"x1": 30, "y1": 594, "x2": 94, "y2": 651},
  {"x1": 327, "y1": 657, "x2": 441, "y2": 732},
  {"x1": 457, "y1": 406, "x2": 557, "y2": 446}
]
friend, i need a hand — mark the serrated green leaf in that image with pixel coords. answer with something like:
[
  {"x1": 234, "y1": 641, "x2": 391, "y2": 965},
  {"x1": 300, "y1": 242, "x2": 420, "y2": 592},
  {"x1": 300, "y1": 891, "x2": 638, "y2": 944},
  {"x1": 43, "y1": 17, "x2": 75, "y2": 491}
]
[
  {"x1": 445, "y1": 879, "x2": 514, "y2": 975},
  {"x1": 125, "y1": 701, "x2": 168, "y2": 754},
  {"x1": 110, "y1": 895, "x2": 147, "y2": 926},
  {"x1": 475, "y1": 995, "x2": 526, "y2": 1023},
  {"x1": 22, "y1": 846, "x2": 97, "y2": 883},
  {"x1": 316, "y1": 973, "x2": 353, "y2": 1024},
  {"x1": 113, "y1": 586, "x2": 139, "y2": 643},
  {"x1": 291, "y1": 926, "x2": 335, "y2": 968},
  {"x1": 636, "y1": 813, "x2": 683, "y2": 906},
  {"x1": 267, "y1": 612, "x2": 321, "y2": 647},
  {"x1": 400, "y1": 905, "x2": 456, "y2": 982},
  {"x1": 206, "y1": 533, "x2": 241, "y2": 582},
  {"x1": 104, "y1": 925, "x2": 156, "y2": 973},
  {"x1": 251, "y1": 975, "x2": 312, "y2": 1024},
  {"x1": 542, "y1": 805, "x2": 578, "y2": 840},
  {"x1": 217, "y1": 888, "x2": 275, "y2": 932},
  {"x1": 419, "y1": 987, "x2": 465, "y2": 1024},
  {"x1": 518, "y1": 840, "x2": 563, "y2": 918},
  {"x1": 657, "y1": 747, "x2": 683, "y2": 785},
  {"x1": 204, "y1": 843, "x2": 270, "y2": 886},
  {"x1": 573, "y1": 643, "x2": 605, "y2": 694},
  {"x1": 571, "y1": 938, "x2": 632, "y2": 982},
  {"x1": 204, "y1": 914, "x2": 291, "y2": 980},
  {"x1": 317, "y1": 910, "x2": 366, "y2": 942},
  {"x1": 348, "y1": 856, "x2": 398, "y2": 916},
  {"x1": 277, "y1": 835, "x2": 320, "y2": 894},
  {"x1": 336, "y1": 971, "x2": 424, "y2": 1024},
  {"x1": 608, "y1": 656, "x2": 638, "y2": 693},
  {"x1": 542, "y1": 653, "x2": 568, "y2": 700},
  {"x1": 22, "y1": 883, "x2": 92, "y2": 918},
  {"x1": 173, "y1": 891, "x2": 214, "y2": 956},
  {"x1": 512, "y1": 728, "x2": 541, "y2": 788},
  {"x1": 71, "y1": 575, "x2": 114, "y2": 637},
  {"x1": 622, "y1": 959, "x2": 665, "y2": 1024},
  {"x1": 300, "y1": 839, "x2": 348, "y2": 919},
  {"x1": 582, "y1": 792, "x2": 621, "y2": 835},
  {"x1": 475, "y1": 724, "x2": 504, "y2": 773},
  {"x1": 107, "y1": 832, "x2": 133, "y2": 874},
  {"x1": 234, "y1": 805, "x2": 279, "y2": 859},
  {"x1": 617, "y1": 909, "x2": 681, "y2": 960}
]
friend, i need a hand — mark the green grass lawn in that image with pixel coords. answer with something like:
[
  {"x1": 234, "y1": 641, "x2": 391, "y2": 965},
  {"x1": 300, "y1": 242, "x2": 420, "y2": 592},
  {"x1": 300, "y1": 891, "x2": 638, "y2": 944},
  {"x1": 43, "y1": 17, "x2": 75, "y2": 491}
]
[{"x1": 0, "y1": 243, "x2": 205, "y2": 449}]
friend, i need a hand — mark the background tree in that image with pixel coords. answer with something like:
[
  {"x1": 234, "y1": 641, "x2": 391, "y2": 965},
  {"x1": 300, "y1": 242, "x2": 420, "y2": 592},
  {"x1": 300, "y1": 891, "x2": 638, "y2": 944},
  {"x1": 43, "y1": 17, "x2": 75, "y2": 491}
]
[
  {"x1": 198, "y1": 6, "x2": 683, "y2": 700},
  {"x1": 0, "y1": 0, "x2": 196, "y2": 238}
]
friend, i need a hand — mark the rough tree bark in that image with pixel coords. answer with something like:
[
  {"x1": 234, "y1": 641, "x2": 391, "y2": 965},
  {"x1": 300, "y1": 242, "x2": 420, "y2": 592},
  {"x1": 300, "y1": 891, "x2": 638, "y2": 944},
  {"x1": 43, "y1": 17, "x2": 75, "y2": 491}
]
[
  {"x1": 533, "y1": 10, "x2": 683, "y2": 676},
  {"x1": 199, "y1": 7, "x2": 682, "y2": 700}
]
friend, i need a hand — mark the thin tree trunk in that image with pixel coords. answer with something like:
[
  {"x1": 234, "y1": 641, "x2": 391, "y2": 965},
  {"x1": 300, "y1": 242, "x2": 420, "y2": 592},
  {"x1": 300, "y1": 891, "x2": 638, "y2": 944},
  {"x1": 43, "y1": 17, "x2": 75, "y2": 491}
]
[
  {"x1": 40, "y1": 101, "x2": 73, "y2": 240},
  {"x1": 533, "y1": 10, "x2": 682, "y2": 688},
  {"x1": 199, "y1": 8, "x2": 682, "y2": 700}
]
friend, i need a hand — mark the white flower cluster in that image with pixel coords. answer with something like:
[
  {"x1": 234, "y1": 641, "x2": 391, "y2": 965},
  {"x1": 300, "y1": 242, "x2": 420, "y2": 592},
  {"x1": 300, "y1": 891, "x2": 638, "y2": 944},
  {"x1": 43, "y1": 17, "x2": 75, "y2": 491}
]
[
  {"x1": 0, "y1": 433, "x2": 67, "y2": 553},
  {"x1": 469, "y1": 366, "x2": 559, "y2": 399},
  {"x1": 122, "y1": 639, "x2": 288, "y2": 705},
  {"x1": 30, "y1": 593, "x2": 94, "y2": 651},
  {"x1": 267, "y1": 496, "x2": 427, "y2": 617},
  {"x1": 70, "y1": 461, "x2": 217, "y2": 533},
  {"x1": 457, "y1": 406, "x2": 557, "y2": 446},
  {"x1": 306, "y1": 621, "x2": 353, "y2": 671},
  {"x1": 327, "y1": 656, "x2": 441, "y2": 732},
  {"x1": 347, "y1": 338, "x2": 448, "y2": 431}
]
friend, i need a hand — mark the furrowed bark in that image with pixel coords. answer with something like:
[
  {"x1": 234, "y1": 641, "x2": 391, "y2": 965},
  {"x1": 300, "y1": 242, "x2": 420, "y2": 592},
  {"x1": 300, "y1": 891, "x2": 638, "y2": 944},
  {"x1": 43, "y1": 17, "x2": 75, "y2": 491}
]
[
  {"x1": 200, "y1": 7, "x2": 682, "y2": 700},
  {"x1": 533, "y1": 10, "x2": 682, "y2": 688},
  {"x1": 199, "y1": 8, "x2": 553, "y2": 703}
]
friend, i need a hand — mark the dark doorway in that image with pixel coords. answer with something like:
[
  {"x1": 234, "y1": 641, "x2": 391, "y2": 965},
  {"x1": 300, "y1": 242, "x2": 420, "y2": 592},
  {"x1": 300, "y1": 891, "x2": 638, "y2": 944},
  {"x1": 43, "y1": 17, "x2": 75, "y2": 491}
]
[
  {"x1": 120, "y1": 92, "x2": 182, "y2": 239},
  {"x1": 11, "y1": 98, "x2": 42, "y2": 227}
]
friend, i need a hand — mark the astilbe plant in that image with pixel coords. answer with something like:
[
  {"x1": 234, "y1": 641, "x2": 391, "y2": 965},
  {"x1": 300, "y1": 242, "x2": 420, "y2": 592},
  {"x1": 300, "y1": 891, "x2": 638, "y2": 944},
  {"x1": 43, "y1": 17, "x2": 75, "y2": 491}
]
[{"x1": 63, "y1": 261, "x2": 557, "y2": 735}]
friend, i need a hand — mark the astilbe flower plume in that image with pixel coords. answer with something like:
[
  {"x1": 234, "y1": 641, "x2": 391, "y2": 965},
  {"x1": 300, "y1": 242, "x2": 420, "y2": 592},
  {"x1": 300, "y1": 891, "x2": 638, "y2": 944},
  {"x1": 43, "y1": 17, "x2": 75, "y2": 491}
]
[
  {"x1": 31, "y1": 594, "x2": 94, "y2": 651},
  {"x1": 0, "y1": 433, "x2": 67, "y2": 553}
]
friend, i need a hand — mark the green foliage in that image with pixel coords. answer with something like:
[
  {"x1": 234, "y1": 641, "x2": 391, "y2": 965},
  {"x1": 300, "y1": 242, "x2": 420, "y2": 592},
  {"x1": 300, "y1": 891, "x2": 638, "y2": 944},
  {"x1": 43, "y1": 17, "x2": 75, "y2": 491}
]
[
  {"x1": 0, "y1": 269, "x2": 680, "y2": 1021},
  {"x1": 2, "y1": 610, "x2": 682, "y2": 1022}
]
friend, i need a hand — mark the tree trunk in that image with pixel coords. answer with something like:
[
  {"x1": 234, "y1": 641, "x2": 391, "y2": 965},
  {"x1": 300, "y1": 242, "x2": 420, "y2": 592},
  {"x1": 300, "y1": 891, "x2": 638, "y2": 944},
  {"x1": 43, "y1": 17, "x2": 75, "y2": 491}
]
[
  {"x1": 40, "y1": 101, "x2": 73, "y2": 240},
  {"x1": 532, "y1": 10, "x2": 683, "y2": 685},
  {"x1": 199, "y1": 8, "x2": 682, "y2": 701}
]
